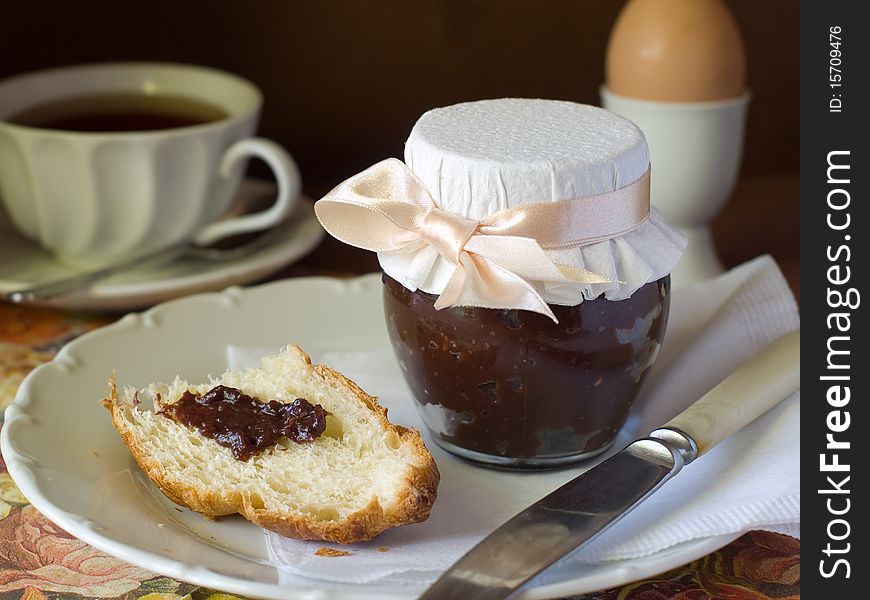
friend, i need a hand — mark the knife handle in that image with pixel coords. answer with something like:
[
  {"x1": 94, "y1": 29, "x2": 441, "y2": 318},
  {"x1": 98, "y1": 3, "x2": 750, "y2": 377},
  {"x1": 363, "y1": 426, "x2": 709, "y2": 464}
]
[{"x1": 655, "y1": 330, "x2": 800, "y2": 461}]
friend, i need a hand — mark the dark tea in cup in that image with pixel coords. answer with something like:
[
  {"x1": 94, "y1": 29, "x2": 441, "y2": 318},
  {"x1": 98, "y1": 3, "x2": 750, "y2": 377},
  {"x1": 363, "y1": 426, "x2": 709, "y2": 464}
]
[{"x1": 8, "y1": 93, "x2": 228, "y2": 132}]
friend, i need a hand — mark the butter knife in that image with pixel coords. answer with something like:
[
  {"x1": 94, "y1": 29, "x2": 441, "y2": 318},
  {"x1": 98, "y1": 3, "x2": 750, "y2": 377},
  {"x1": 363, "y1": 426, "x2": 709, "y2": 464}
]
[{"x1": 419, "y1": 330, "x2": 800, "y2": 600}]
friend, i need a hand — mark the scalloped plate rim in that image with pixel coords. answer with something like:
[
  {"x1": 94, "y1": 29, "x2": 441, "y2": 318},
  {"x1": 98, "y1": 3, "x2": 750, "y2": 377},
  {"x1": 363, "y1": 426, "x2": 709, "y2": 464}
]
[{"x1": 2, "y1": 274, "x2": 741, "y2": 599}]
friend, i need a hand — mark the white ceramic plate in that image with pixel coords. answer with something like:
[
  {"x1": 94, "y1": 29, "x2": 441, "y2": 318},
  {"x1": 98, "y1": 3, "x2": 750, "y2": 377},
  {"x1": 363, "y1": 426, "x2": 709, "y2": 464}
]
[
  {"x1": 0, "y1": 179, "x2": 324, "y2": 311},
  {"x1": 1, "y1": 275, "x2": 738, "y2": 599}
]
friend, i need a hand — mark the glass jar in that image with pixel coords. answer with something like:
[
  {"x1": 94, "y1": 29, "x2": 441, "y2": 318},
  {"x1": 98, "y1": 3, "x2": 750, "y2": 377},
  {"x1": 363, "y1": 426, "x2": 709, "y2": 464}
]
[
  {"x1": 384, "y1": 273, "x2": 671, "y2": 468},
  {"x1": 312, "y1": 99, "x2": 685, "y2": 469}
]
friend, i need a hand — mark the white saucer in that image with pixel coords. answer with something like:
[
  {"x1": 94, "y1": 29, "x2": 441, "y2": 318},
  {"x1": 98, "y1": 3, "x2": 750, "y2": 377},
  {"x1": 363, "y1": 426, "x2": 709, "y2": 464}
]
[{"x1": 0, "y1": 178, "x2": 324, "y2": 311}]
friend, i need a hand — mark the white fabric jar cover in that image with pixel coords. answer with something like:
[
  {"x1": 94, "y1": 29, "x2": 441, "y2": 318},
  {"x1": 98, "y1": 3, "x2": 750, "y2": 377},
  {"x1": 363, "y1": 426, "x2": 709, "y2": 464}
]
[{"x1": 378, "y1": 98, "x2": 686, "y2": 306}]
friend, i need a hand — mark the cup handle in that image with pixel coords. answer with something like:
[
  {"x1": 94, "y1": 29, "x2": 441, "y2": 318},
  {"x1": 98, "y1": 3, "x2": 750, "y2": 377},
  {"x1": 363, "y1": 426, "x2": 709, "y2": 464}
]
[{"x1": 192, "y1": 138, "x2": 302, "y2": 246}]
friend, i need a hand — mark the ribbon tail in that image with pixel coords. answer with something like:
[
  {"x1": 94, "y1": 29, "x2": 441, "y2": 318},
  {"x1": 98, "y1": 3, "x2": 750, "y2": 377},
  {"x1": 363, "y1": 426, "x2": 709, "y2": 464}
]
[
  {"x1": 435, "y1": 253, "x2": 558, "y2": 322},
  {"x1": 553, "y1": 262, "x2": 619, "y2": 285},
  {"x1": 466, "y1": 236, "x2": 618, "y2": 286}
]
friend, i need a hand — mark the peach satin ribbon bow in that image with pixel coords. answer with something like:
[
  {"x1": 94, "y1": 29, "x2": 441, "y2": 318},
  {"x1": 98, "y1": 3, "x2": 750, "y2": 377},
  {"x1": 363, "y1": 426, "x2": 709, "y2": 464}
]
[{"x1": 314, "y1": 159, "x2": 650, "y2": 321}]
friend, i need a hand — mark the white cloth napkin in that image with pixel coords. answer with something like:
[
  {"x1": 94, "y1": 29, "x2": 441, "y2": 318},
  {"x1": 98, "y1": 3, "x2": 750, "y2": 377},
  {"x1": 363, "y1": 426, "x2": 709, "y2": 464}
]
[{"x1": 228, "y1": 255, "x2": 799, "y2": 585}]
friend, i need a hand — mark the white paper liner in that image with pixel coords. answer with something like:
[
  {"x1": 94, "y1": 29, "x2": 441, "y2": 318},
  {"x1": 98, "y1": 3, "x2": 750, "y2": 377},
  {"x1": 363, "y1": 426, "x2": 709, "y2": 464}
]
[
  {"x1": 380, "y1": 208, "x2": 686, "y2": 305},
  {"x1": 379, "y1": 99, "x2": 686, "y2": 305}
]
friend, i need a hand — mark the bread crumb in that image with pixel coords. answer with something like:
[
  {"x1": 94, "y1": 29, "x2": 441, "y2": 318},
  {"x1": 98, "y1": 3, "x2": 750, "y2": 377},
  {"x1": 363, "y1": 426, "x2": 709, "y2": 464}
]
[
  {"x1": 315, "y1": 547, "x2": 352, "y2": 557},
  {"x1": 377, "y1": 546, "x2": 390, "y2": 552},
  {"x1": 90, "y1": 450, "x2": 101, "y2": 458}
]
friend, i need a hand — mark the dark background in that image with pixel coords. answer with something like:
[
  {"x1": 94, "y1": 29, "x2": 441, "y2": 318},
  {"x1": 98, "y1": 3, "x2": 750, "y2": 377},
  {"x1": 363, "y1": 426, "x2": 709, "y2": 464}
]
[{"x1": 1, "y1": 0, "x2": 799, "y2": 285}]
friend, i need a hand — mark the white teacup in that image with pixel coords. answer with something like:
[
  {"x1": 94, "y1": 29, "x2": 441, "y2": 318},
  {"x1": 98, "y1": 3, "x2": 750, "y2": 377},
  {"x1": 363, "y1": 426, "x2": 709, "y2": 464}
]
[{"x1": 0, "y1": 63, "x2": 301, "y2": 267}]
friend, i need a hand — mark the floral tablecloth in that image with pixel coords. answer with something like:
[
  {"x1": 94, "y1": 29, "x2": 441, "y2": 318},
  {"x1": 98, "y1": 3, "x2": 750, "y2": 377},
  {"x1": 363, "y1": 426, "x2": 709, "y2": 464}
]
[{"x1": 0, "y1": 302, "x2": 800, "y2": 599}]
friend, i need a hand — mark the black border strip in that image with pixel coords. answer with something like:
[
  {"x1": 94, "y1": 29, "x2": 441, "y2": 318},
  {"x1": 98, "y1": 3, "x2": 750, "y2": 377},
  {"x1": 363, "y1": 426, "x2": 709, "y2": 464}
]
[{"x1": 801, "y1": 1, "x2": 867, "y2": 595}]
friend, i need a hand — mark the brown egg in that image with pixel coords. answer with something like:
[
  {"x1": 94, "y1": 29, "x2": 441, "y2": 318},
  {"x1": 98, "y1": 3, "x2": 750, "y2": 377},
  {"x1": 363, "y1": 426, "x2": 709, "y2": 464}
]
[{"x1": 606, "y1": 0, "x2": 746, "y2": 101}]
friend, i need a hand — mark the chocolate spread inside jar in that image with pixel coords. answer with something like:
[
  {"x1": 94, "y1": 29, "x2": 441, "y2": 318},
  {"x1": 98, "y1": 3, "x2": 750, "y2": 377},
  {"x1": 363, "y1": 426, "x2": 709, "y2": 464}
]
[
  {"x1": 159, "y1": 385, "x2": 329, "y2": 461},
  {"x1": 383, "y1": 274, "x2": 670, "y2": 466}
]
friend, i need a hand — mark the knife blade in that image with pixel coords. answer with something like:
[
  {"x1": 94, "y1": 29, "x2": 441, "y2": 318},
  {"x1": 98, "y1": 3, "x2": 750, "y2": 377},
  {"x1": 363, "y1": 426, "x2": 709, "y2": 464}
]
[{"x1": 419, "y1": 330, "x2": 800, "y2": 600}]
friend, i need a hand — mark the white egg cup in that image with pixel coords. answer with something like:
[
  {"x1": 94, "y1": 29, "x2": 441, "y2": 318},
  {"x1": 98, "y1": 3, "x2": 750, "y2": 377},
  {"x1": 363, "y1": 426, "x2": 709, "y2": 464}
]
[{"x1": 601, "y1": 86, "x2": 751, "y2": 285}]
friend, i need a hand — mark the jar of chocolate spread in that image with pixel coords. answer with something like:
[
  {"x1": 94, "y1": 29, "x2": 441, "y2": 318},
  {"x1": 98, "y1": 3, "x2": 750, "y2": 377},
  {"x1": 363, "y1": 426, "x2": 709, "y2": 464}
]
[{"x1": 316, "y1": 98, "x2": 685, "y2": 468}]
